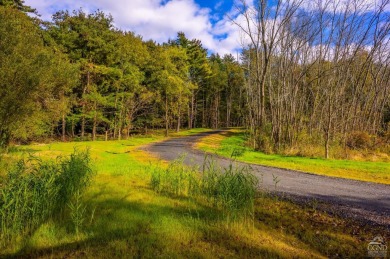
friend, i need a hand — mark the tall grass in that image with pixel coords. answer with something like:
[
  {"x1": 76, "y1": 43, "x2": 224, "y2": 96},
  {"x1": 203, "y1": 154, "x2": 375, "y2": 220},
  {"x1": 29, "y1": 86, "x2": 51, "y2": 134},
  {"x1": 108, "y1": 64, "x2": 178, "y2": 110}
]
[
  {"x1": 0, "y1": 150, "x2": 93, "y2": 247},
  {"x1": 150, "y1": 155, "x2": 258, "y2": 226}
]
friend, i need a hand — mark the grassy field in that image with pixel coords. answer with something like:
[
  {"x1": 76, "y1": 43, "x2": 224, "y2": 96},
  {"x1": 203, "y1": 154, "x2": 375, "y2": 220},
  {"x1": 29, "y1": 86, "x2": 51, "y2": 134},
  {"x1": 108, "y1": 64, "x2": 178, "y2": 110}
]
[
  {"x1": 0, "y1": 130, "x2": 386, "y2": 258},
  {"x1": 196, "y1": 130, "x2": 390, "y2": 185}
]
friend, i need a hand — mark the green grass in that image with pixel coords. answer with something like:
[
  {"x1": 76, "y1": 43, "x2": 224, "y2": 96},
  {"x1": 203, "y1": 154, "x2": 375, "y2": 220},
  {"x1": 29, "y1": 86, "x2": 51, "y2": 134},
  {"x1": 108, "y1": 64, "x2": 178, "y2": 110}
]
[
  {"x1": 196, "y1": 130, "x2": 390, "y2": 185},
  {"x1": 150, "y1": 156, "x2": 258, "y2": 226},
  {"x1": 0, "y1": 130, "x2": 386, "y2": 258}
]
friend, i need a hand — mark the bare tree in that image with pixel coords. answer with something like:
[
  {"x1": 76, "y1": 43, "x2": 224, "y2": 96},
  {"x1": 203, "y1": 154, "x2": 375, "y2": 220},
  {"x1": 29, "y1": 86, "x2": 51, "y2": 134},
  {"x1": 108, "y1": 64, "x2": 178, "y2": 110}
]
[{"x1": 234, "y1": 0, "x2": 390, "y2": 157}]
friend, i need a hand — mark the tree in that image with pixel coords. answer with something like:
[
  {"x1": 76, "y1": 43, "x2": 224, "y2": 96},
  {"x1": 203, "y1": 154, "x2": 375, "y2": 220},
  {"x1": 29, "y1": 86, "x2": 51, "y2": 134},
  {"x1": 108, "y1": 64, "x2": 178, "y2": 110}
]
[
  {"x1": 233, "y1": 0, "x2": 390, "y2": 157},
  {"x1": 171, "y1": 32, "x2": 212, "y2": 128},
  {"x1": 0, "y1": 0, "x2": 35, "y2": 13},
  {"x1": 206, "y1": 54, "x2": 227, "y2": 128},
  {"x1": 49, "y1": 10, "x2": 118, "y2": 140},
  {"x1": 146, "y1": 44, "x2": 189, "y2": 136},
  {"x1": 0, "y1": 7, "x2": 77, "y2": 147},
  {"x1": 223, "y1": 54, "x2": 245, "y2": 127},
  {"x1": 113, "y1": 31, "x2": 153, "y2": 139}
]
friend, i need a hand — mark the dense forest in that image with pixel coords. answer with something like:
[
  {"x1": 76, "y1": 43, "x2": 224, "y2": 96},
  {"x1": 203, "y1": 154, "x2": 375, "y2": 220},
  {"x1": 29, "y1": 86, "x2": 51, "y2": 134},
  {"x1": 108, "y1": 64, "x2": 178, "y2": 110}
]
[
  {"x1": 1, "y1": 0, "x2": 389, "y2": 158},
  {"x1": 0, "y1": 3, "x2": 244, "y2": 145}
]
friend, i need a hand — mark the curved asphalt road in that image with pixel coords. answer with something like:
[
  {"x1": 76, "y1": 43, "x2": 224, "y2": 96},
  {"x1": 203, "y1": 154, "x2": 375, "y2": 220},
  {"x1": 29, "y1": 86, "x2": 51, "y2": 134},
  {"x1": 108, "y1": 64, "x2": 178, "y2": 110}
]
[{"x1": 142, "y1": 130, "x2": 390, "y2": 226}]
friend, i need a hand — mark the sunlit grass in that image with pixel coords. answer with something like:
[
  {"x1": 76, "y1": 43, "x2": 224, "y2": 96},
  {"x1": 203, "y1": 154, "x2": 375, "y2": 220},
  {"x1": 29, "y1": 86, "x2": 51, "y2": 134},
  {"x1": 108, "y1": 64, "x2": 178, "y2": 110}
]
[
  {"x1": 0, "y1": 129, "x2": 385, "y2": 258},
  {"x1": 195, "y1": 130, "x2": 390, "y2": 185}
]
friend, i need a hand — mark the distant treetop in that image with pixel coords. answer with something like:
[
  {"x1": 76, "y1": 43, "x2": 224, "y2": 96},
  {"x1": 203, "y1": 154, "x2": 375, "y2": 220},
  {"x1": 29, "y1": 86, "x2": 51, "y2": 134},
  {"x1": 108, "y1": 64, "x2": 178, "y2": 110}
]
[{"x1": 0, "y1": 0, "x2": 36, "y2": 13}]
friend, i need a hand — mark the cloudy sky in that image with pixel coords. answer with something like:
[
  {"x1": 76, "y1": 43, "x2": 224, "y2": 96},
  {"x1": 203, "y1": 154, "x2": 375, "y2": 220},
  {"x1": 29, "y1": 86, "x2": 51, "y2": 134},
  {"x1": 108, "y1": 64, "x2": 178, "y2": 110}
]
[
  {"x1": 23, "y1": 0, "x2": 389, "y2": 56},
  {"x1": 24, "y1": 0, "x2": 244, "y2": 56}
]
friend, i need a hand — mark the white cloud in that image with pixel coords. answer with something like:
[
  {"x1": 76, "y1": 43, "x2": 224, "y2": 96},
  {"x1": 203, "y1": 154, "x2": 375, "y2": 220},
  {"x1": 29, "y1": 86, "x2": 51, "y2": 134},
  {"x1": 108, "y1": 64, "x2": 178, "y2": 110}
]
[{"x1": 24, "y1": 0, "x2": 243, "y2": 55}]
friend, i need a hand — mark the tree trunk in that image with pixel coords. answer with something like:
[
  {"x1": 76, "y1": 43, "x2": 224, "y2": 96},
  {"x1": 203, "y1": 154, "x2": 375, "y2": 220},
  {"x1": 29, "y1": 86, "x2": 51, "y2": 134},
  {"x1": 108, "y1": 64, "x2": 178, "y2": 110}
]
[
  {"x1": 81, "y1": 116, "x2": 85, "y2": 140},
  {"x1": 176, "y1": 113, "x2": 181, "y2": 133},
  {"x1": 117, "y1": 97, "x2": 125, "y2": 140},
  {"x1": 71, "y1": 119, "x2": 75, "y2": 138},
  {"x1": 177, "y1": 92, "x2": 181, "y2": 132},
  {"x1": 202, "y1": 91, "x2": 206, "y2": 127},
  {"x1": 62, "y1": 114, "x2": 66, "y2": 142},
  {"x1": 92, "y1": 117, "x2": 97, "y2": 141},
  {"x1": 325, "y1": 95, "x2": 332, "y2": 159},
  {"x1": 127, "y1": 111, "x2": 134, "y2": 139},
  {"x1": 113, "y1": 88, "x2": 119, "y2": 140},
  {"x1": 81, "y1": 70, "x2": 90, "y2": 140},
  {"x1": 165, "y1": 95, "x2": 169, "y2": 137},
  {"x1": 325, "y1": 130, "x2": 330, "y2": 159},
  {"x1": 226, "y1": 93, "x2": 232, "y2": 128},
  {"x1": 127, "y1": 124, "x2": 131, "y2": 139},
  {"x1": 118, "y1": 110, "x2": 122, "y2": 141},
  {"x1": 92, "y1": 101, "x2": 97, "y2": 141},
  {"x1": 189, "y1": 90, "x2": 195, "y2": 129}
]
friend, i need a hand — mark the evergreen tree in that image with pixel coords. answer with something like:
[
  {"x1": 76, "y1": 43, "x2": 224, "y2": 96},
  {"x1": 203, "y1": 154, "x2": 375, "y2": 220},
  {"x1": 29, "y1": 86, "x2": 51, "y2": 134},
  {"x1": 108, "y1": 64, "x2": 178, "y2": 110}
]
[{"x1": 0, "y1": 0, "x2": 35, "y2": 13}]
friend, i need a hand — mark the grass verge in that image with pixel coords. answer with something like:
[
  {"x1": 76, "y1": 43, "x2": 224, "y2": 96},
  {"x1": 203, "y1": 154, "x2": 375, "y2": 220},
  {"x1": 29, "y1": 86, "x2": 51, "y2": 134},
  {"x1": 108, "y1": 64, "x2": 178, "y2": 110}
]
[{"x1": 195, "y1": 130, "x2": 390, "y2": 185}]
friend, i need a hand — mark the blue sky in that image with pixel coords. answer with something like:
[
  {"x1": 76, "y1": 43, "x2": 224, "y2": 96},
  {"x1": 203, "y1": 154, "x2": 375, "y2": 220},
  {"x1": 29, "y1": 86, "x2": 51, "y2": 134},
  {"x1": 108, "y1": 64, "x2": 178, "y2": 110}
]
[
  {"x1": 24, "y1": 0, "x2": 242, "y2": 55},
  {"x1": 196, "y1": 0, "x2": 234, "y2": 16}
]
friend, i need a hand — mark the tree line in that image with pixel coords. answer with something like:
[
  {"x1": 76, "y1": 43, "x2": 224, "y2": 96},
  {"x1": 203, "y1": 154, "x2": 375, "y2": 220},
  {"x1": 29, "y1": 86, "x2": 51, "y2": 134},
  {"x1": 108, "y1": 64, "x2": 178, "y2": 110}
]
[
  {"x1": 0, "y1": 3, "x2": 244, "y2": 147},
  {"x1": 1, "y1": 0, "x2": 389, "y2": 159},
  {"x1": 236, "y1": 0, "x2": 390, "y2": 157}
]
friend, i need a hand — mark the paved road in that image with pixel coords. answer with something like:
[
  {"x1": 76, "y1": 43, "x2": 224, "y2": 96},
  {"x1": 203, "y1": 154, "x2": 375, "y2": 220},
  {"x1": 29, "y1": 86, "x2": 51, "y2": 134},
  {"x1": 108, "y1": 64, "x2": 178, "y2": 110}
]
[{"x1": 142, "y1": 130, "x2": 390, "y2": 226}]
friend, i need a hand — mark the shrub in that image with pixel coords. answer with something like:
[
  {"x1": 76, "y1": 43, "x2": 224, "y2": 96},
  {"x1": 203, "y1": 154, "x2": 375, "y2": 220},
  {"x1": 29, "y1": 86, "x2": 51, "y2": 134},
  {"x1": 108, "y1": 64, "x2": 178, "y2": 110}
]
[
  {"x1": 257, "y1": 134, "x2": 273, "y2": 154},
  {"x1": 346, "y1": 131, "x2": 372, "y2": 149}
]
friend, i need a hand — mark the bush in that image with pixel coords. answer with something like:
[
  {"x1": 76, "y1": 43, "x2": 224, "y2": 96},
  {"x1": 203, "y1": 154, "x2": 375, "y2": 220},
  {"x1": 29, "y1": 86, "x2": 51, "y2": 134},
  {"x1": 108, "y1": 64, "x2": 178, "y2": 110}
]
[
  {"x1": 0, "y1": 150, "x2": 93, "y2": 246},
  {"x1": 346, "y1": 131, "x2": 372, "y2": 149},
  {"x1": 258, "y1": 135, "x2": 273, "y2": 154},
  {"x1": 254, "y1": 124, "x2": 274, "y2": 154}
]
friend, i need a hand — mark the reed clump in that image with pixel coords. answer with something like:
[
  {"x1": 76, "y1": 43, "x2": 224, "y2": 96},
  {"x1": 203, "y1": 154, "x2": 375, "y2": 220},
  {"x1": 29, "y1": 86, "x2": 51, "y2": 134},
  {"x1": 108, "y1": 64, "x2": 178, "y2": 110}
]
[
  {"x1": 150, "y1": 156, "x2": 258, "y2": 225},
  {"x1": 0, "y1": 150, "x2": 93, "y2": 247}
]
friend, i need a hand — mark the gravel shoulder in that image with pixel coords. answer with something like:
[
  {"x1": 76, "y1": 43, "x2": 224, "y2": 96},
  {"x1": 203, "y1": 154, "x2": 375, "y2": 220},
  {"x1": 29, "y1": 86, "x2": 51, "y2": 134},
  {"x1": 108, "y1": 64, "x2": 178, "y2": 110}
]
[{"x1": 142, "y1": 130, "x2": 390, "y2": 227}]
